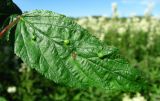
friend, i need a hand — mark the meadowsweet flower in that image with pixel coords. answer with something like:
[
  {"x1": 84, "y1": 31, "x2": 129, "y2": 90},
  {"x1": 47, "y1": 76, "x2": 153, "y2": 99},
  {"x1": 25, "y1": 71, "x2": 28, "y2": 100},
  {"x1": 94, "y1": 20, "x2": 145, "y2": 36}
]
[
  {"x1": 123, "y1": 94, "x2": 132, "y2": 101},
  {"x1": 77, "y1": 18, "x2": 88, "y2": 25},
  {"x1": 132, "y1": 17, "x2": 140, "y2": 23},
  {"x1": 19, "y1": 63, "x2": 30, "y2": 72},
  {"x1": 98, "y1": 16, "x2": 106, "y2": 22},
  {"x1": 112, "y1": 2, "x2": 117, "y2": 12},
  {"x1": 88, "y1": 16, "x2": 97, "y2": 24},
  {"x1": 122, "y1": 93, "x2": 146, "y2": 101},
  {"x1": 144, "y1": 2, "x2": 154, "y2": 17},
  {"x1": 102, "y1": 24, "x2": 111, "y2": 32},
  {"x1": 111, "y1": 2, "x2": 119, "y2": 18},
  {"x1": 118, "y1": 27, "x2": 126, "y2": 35},
  {"x1": 132, "y1": 93, "x2": 146, "y2": 101},
  {"x1": 99, "y1": 33, "x2": 105, "y2": 41},
  {"x1": 127, "y1": 18, "x2": 131, "y2": 23},
  {"x1": 139, "y1": 19, "x2": 149, "y2": 32},
  {"x1": 7, "y1": 86, "x2": 16, "y2": 94},
  {"x1": 156, "y1": 27, "x2": 160, "y2": 35}
]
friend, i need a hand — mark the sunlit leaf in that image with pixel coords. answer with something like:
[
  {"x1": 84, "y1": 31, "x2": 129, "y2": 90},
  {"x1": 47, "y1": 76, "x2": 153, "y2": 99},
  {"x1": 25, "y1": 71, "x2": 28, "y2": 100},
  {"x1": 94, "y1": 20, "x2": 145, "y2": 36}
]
[{"x1": 14, "y1": 10, "x2": 145, "y2": 91}]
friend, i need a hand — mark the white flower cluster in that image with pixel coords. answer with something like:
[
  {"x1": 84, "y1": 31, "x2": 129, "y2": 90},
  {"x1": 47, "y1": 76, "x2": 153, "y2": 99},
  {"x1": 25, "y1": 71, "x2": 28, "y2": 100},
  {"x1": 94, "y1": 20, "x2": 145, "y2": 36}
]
[
  {"x1": 118, "y1": 27, "x2": 126, "y2": 36},
  {"x1": 112, "y1": 2, "x2": 119, "y2": 18},
  {"x1": 122, "y1": 93, "x2": 146, "y2": 101},
  {"x1": 144, "y1": 3, "x2": 154, "y2": 17},
  {"x1": 7, "y1": 86, "x2": 17, "y2": 94},
  {"x1": 19, "y1": 63, "x2": 30, "y2": 73},
  {"x1": 77, "y1": 12, "x2": 160, "y2": 46}
]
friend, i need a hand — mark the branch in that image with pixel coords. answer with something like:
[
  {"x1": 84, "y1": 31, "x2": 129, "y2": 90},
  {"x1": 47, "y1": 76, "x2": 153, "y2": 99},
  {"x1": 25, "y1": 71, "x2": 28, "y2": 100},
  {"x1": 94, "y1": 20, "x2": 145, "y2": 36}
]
[{"x1": 0, "y1": 16, "x2": 21, "y2": 38}]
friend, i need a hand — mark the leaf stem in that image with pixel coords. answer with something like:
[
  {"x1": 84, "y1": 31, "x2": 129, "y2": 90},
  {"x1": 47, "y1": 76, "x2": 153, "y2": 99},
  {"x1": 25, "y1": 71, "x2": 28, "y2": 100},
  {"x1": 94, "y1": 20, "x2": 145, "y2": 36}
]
[{"x1": 0, "y1": 15, "x2": 21, "y2": 38}]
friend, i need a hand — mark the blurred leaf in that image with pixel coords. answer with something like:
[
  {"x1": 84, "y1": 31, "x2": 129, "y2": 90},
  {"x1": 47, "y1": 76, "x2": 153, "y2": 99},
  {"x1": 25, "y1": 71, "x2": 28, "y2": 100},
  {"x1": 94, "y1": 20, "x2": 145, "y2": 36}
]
[{"x1": 0, "y1": 97, "x2": 7, "y2": 101}]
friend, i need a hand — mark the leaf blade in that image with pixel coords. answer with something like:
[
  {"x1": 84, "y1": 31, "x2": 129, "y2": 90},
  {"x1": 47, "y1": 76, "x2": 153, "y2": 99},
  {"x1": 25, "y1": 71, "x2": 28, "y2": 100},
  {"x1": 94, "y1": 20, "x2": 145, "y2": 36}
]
[{"x1": 14, "y1": 10, "x2": 145, "y2": 91}]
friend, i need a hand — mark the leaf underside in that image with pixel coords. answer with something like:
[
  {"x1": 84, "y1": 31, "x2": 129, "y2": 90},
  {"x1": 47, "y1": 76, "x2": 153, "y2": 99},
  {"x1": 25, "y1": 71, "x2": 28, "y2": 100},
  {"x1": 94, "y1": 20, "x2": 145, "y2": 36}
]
[{"x1": 14, "y1": 10, "x2": 145, "y2": 92}]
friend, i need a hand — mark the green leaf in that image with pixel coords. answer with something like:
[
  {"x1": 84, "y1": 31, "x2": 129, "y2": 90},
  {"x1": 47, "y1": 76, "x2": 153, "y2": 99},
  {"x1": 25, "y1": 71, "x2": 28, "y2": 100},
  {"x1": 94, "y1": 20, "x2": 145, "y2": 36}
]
[
  {"x1": 0, "y1": 97, "x2": 7, "y2": 101},
  {"x1": 14, "y1": 10, "x2": 145, "y2": 92}
]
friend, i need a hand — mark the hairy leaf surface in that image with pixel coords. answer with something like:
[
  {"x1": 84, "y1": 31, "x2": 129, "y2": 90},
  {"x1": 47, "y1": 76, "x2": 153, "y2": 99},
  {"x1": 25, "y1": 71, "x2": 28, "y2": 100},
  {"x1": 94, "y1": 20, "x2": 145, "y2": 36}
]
[{"x1": 14, "y1": 10, "x2": 145, "y2": 91}]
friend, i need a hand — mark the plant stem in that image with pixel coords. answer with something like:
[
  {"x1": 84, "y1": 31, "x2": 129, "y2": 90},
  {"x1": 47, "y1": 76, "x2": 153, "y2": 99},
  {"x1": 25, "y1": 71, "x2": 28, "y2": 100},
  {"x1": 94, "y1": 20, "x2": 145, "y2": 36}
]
[{"x1": 0, "y1": 16, "x2": 21, "y2": 38}]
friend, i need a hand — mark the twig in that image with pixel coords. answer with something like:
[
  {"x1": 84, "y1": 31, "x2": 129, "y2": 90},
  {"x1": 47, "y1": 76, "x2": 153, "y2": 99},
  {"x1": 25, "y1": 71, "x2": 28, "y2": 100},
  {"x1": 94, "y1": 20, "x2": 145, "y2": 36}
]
[{"x1": 0, "y1": 16, "x2": 21, "y2": 38}]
